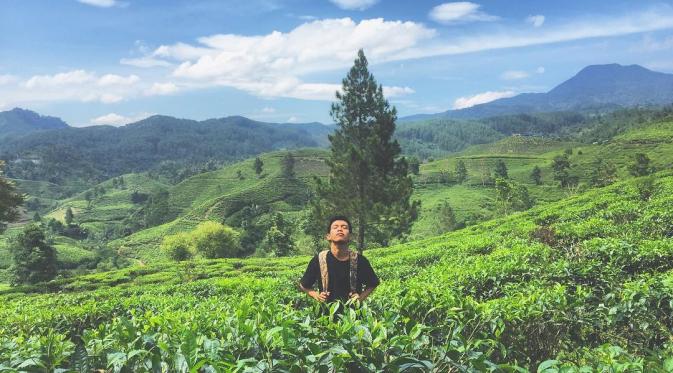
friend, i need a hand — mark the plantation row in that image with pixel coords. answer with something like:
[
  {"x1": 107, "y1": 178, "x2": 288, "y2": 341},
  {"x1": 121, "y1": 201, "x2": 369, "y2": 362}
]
[{"x1": 1, "y1": 172, "x2": 673, "y2": 371}]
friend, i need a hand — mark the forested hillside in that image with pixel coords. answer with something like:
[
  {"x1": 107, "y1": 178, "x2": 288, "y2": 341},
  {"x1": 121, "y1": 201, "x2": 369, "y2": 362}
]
[{"x1": 0, "y1": 113, "x2": 331, "y2": 188}]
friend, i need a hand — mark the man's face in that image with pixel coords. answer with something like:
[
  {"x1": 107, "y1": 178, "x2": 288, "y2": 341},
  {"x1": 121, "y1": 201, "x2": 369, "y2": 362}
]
[{"x1": 326, "y1": 220, "x2": 350, "y2": 243}]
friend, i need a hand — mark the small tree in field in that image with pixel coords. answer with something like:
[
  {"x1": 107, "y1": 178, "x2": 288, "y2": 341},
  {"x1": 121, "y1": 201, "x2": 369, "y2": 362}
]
[
  {"x1": 281, "y1": 152, "x2": 296, "y2": 179},
  {"x1": 494, "y1": 159, "x2": 509, "y2": 179},
  {"x1": 10, "y1": 224, "x2": 57, "y2": 285},
  {"x1": 530, "y1": 166, "x2": 542, "y2": 185},
  {"x1": 455, "y1": 160, "x2": 468, "y2": 184},
  {"x1": 262, "y1": 213, "x2": 295, "y2": 257},
  {"x1": 254, "y1": 157, "x2": 264, "y2": 176},
  {"x1": 629, "y1": 153, "x2": 654, "y2": 177},
  {"x1": 64, "y1": 207, "x2": 74, "y2": 226},
  {"x1": 435, "y1": 200, "x2": 457, "y2": 234}
]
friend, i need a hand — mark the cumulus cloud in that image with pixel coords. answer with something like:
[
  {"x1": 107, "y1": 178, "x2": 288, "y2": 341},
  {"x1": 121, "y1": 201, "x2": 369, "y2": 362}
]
[
  {"x1": 77, "y1": 0, "x2": 119, "y2": 8},
  {"x1": 145, "y1": 82, "x2": 179, "y2": 96},
  {"x1": 90, "y1": 112, "x2": 154, "y2": 126},
  {"x1": 10, "y1": 70, "x2": 141, "y2": 105},
  {"x1": 429, "y1": 2, "x2": 498, "y2": 24},
  {"x1": 500, "y1": 70, "x2": 529, "y2": 80},
  {"x1": 153, "y1": 18, "x2": 434, "y2": 100},
  {"x1": 526, "y1": 15, "x2": 545, "y2": 27},
  {"x1": 453, "y1": 90, "x2": 516, "y2": 109},
  {"x1": 329, "y1": 0, "x2": 379, "y2": 11}
]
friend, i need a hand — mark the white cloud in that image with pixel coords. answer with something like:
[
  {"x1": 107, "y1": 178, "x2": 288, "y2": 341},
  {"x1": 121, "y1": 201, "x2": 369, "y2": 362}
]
[
  {"x1": 500, "y1": 70, "x2": 529, "y2": 80},
  {"x1": 286, "y1": 116, "x2": 299, "y2": 123},
  {"x1": 526, "y1": 15, "x2": 545, "y2": 27},
  {"x1": 24, "y1": 70, "x2": 95, "y2": 88},
  {"x1": 262, "y1": 107, "x2": 276, "y2": 113},
  {"x1": 453, "y1": 90, "x2": 516, "y2": 109},
  {"x1": 145, "y1": 82, "x2": 179, "y2": 96},
  {"x1": 429, "y1": 2, "x2": 498, "y2": 24},
  {"x1": 77, "y1": 0, "x2": 118, "y2": 7},
  {"x1": 0, "y1": 75, "x2": 18, "y2": 85},
  {"x1": 97, "y1": 74, "x2": 139, "y2": 86},
  {"x1": 382, "y1": 86, "x2": 415, "y2": 97},
  {"x1": 329, "y1": 0, "x2": 379, "y2": 11},
  {"x1": 120, "y1": 57, "x2": 172, "y2": 68},
  {"x1": 536, "y1": 66, "x2": 545, "y2": 74},
  {"x1": 10, "y1": 70, "x2": 140, "y2": 105},
  {"x1": 90, "y1": 112, "x2": 154, "y2": 126},
  {"x1": 160, "y1": 18, "x2": 434, "y2": 100}
]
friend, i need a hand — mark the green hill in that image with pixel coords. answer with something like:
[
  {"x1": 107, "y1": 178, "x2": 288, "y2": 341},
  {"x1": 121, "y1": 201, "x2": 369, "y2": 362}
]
[
  {"x1": 408, "y1": 120, "x2": 673, "y2": 239},
  {"x1": 1, "y1": 169, "x2": 672, "y2": 370},
  {"x1": 109, "y1": 148, "x2": 330, "y2": 261}
]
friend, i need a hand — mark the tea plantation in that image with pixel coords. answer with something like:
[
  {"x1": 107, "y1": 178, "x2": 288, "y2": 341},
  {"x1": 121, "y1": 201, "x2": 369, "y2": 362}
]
[{"x1": 1, "y1": 170, "x2": 672, "y2": 371}]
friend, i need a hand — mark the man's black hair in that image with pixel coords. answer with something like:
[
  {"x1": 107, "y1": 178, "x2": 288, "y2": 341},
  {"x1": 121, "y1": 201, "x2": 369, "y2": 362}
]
[{"x1": 327, "y1": 215, "x2": 352, "y2": 233}]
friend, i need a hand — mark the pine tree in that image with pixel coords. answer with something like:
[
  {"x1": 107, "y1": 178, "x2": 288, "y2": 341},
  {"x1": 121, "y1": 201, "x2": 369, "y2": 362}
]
[
  {"x1": 590, "y1": 158, "x2": 618, "y2": 187},
  {"x1": 455, "y1": 160, "x2": 468, "y2": 183},
  {"x1": 530, "y1": 166, "x2": 542, "y2": 185},
  {"x1": 435, "y1": 200, "x2": 457, "y2": 234},
  {"x1": 552, "y1": 155, "x2": 573, "y2": 187},
  {"x1": 0, "y1": 161, "x2": 24, "y2": 233},
  {"x1": 281, "y1": 152, "x2": 296, "y2": 179},
  {"x1": 629, "y1": 153, "x2": 654, "y2": 177},
  {"x1": 314, "y1": 49, "x2": 419, "y2": 249},
  {"x1": 262, "y1": 213, "x2": 294, "y2": 257},
  {"x1": 408, "y1": 157, "x2": 420, "y2": 175},
  {"x1": 64, "y1": 207, "x2": 74, "y2": 226},
  {"x1": 494, "y1": 159, "x2": 509, "y2": 179},
  {"x1": 254, "y1": 157, "x2": 264, "y2": 176},
  {"x1": 10, "y1": 224, "x2": 57, "y2": 285}
]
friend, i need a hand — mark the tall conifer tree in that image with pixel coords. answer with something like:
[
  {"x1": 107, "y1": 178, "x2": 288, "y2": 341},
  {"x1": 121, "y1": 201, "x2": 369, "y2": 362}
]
[{"x1": 315, "y1": 50, "x2": 419, "y2": 249}]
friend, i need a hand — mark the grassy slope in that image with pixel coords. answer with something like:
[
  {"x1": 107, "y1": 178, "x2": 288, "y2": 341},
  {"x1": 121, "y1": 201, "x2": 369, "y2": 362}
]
[
  {"x1": 110, "y1": 148, "x2": 330, "y2": 261},
  {"x1": 409, "y1": 122, "x2": 673, "y2": 238}
]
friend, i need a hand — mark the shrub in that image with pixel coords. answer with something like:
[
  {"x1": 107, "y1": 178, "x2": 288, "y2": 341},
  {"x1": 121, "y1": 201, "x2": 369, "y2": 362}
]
[
  {"x1": 160, "y1": 232, "x2": 194, "y2": 261},
  {"x1": 192, "y1": 221, "x2": 241, "y2": 258}
]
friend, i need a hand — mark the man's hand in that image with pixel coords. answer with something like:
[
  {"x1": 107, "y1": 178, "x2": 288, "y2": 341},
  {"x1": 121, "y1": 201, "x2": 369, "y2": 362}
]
[
  {"x1": 312, "y1": 290, "x2": 330, "y2": 302},
  {"x1": 349, "y1": 291, "x2": 361, "y2": 302}
]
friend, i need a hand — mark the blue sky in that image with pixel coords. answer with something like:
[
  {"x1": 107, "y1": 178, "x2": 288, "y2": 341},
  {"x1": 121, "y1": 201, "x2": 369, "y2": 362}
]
[{"x1": 2, "y1": 0, "x2": 673, "y2": 126}]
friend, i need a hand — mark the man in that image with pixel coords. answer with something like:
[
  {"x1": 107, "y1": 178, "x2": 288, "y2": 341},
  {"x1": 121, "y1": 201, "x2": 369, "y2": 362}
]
[{"x1": 299, "y1": 216, "x2": 380, "y2": 316}]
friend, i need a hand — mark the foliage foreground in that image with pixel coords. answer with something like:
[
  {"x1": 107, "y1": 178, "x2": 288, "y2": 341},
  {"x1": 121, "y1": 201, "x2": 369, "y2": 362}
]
[{"x1": 2, "y1": 173, "x2": 673, "y2": 372}]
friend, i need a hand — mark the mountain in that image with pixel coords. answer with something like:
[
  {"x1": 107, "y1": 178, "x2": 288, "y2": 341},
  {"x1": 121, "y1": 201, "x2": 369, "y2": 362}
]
[
  {"x1": 0, "y1": 113, "x2": 332, "y2": 186},
  {"x1": 0, "y1": 108, "x2": 69, "y2": 138},
  {"x1": 401, "y1": 64, "x2": 673, "y2": 121}
]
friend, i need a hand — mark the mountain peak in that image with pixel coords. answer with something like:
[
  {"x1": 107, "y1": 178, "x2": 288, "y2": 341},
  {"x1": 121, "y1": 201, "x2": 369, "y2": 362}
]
[{"x1": 0, "y1": 108, "x2": 69, "y2": 138}]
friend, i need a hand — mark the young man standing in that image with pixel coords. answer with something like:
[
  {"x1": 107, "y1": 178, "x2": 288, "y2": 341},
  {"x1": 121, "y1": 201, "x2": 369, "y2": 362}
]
[{"x1": 299, "y1": 216, "x2": 380, "y2": 315}]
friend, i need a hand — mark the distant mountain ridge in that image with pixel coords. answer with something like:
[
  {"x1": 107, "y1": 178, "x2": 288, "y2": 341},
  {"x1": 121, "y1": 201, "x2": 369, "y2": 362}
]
[
  {"x1": 401, "y1": 64, "x2": 673, "y2": 121},
  {"x1": 0, "y1": 108, "x2": 69, "y2": 138},
  {"x1": 0, "y1": 112, "x2": 333, "y2": 185}
]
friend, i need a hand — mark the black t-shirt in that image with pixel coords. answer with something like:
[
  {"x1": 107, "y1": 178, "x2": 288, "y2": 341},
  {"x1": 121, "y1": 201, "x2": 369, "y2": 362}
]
[{"x1": 300, "y1": 250, "x2": 380, "y2": 303}]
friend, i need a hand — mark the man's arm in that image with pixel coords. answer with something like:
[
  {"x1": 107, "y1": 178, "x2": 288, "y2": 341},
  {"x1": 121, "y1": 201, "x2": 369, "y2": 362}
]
[
  {"x1": 300, "y1": 282, "x2": 329, "y2": 302},
  {"x1": 350, "y1": 285, "x2": 377, "y2": 302}
]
